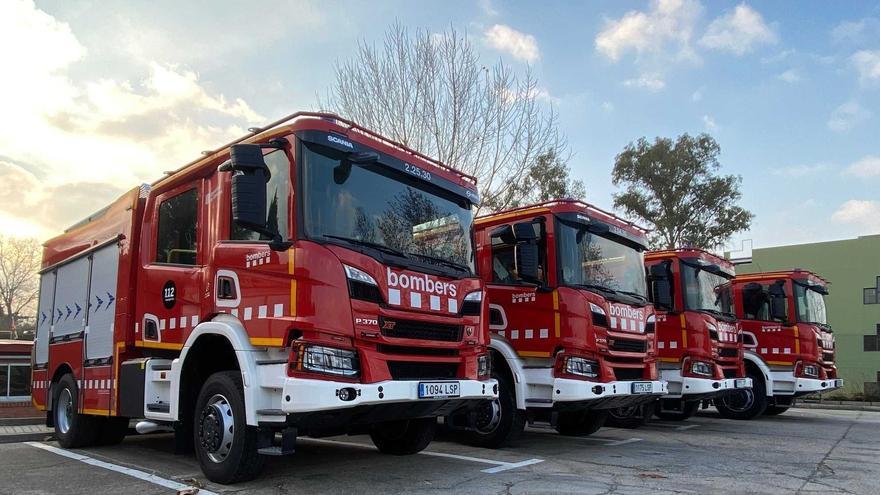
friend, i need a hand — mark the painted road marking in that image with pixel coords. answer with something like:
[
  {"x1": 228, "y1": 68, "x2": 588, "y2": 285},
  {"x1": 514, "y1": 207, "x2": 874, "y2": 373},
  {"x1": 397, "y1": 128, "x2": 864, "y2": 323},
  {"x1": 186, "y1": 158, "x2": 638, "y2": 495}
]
[
  {"x1": 644, "y1": 422, "x2": 701, "y2": 430},
  {"x1": 675, "y1": 425, "x2": 700, "y2": 431},
  {"x1": 302, "y1": 438, "x2": 544, "y2": 474},
  {"x1": 25, "y1": 442, "x2": 218, "y2": 495}
]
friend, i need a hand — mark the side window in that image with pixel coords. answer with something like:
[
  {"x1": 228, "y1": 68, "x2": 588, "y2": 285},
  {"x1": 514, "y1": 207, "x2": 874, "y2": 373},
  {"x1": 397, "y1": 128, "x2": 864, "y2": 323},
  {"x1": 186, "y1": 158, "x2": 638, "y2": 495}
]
[
  {"x1": 231, "y1": 149, "x2": 290, "y2": 241},
  {"x1": 742, "y1": 284, "x2": 770, "y2": 320},
  {"x1": 489, "y1": 222, "x2": 547, "y2": 284},
  {"x1": 156, "y1": 188, "x2": 198, "y2": 265}
]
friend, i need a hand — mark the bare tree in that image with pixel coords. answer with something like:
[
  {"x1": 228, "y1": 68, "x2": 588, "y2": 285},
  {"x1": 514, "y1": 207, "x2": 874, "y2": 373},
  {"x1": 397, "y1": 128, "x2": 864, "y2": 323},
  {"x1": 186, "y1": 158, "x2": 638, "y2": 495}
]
[
  {"x1": 0, "y1": 235, "x2": 41, "y2": 338},
  {"x1": 322, "y1": 23, "x2": 568, "y2": 212}
]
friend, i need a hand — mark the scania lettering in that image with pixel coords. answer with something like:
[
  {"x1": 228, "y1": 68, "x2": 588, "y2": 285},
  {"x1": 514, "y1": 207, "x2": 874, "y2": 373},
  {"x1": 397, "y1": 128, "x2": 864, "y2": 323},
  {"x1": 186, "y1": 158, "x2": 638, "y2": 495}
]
[
  {"x1": 716, "y1": 270, "x2": 842, "y2": 419},
  {"x1": 30, "y1": 112, "x2": 497, "y2": 484},
  {"x1": 448, "y1": 200, "x2": 666, "y2": 447}
]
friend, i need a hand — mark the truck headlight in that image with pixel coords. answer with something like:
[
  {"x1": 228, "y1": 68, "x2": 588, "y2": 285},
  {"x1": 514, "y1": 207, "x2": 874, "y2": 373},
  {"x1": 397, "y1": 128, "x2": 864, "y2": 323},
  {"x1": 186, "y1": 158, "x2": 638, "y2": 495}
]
[
  {"x1": 344, "y1": 264, "x2": 382, "y2": 304},
  {"x1": 477, "y1": 353, "x2": 492, "y2": 378},
  {"x1": 690, "y1": 360, "x2": 713, "y2": 377},
  {"x1": 800, "y1": 363, "x2": 819, "y2": 378},
  {"x1": 590, "y1": 303, "x2": 608, "y2": 327},
  {"x1": 462, "y1": 290, "x2": 482, "y2": 316},
  {"x1": 564, "y1": 355, "x2": 599, "y2": 379},
  {"x1": 294, "y1": 344, "x2": 360, "y2": 378},
  {"x1": 645, "y1": 313, "x2": 656, "y2": 333}
]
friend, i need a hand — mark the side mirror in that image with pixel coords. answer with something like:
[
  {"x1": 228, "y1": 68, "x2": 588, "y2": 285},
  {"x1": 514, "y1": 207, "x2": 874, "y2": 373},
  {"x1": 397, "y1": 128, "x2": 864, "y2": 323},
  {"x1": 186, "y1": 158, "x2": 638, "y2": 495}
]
[
  {"x1": 648, "y1": 262, "x2": 673, "y2": 310},
  {"x1": 768, "y1": 280, "x2": 788, "y2": 321},
  {"x1": 515, "y1": 243, "x2": 539, "y2": 282}
]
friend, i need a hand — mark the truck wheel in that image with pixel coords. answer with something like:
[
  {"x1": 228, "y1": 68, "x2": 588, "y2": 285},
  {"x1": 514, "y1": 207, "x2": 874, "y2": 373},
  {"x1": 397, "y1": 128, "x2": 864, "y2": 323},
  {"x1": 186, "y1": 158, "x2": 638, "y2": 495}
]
[
  {"x1": 654, "y1": 399, "x2": 699, "y2": 421},
  {"x1": 462, "y1": 370, "x2": 525, "y2": 448},
  {"x1": 606, "y1": 402, "x2": 655, "y2": 429},
  {"x1": 193, "y1": 371, "x2": 266, "y2": 484},
  {"x1": 763, "y1": 405, "x2": 790, "y2": 416},
  {"x1": 715, "y1": 371, "x2": 768, "y2": 420},
  {"x1": 97, "y1": 417, "x2": 130, "y2": 446},
  {"x1": 370, "y1": 417, "x2": 436, "y2": 455},
  {"x1": 555, "y1": 409, "x2": 608, "y2": 436},
  {"x1": 53, "y1": 374, "x2": 100, "y2": 448}
]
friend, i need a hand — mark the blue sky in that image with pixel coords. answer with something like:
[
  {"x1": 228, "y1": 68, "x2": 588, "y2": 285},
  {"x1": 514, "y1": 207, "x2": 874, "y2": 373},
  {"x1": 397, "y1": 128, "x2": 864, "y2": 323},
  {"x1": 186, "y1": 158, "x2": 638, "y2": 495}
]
[{"x1": 2, "y1": 0, "x2": 878, "y2": 252}]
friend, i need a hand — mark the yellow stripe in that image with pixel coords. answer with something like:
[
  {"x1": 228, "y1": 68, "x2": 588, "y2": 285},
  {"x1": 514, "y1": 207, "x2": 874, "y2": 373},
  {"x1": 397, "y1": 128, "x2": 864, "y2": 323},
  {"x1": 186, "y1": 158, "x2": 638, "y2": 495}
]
[
  {"x1": 289, "y1": 248, "x2": 297, "y2": 317},
  {"x1": 474, "y1": 207, "x2": 550, "y2": 226},
  {"x1": 82, "y1": 408, "x2": 111, "y2": 416},
  {"x1": 793, "y1": 325, "x2": 800, "y2": 355},
  {"x1": 680, "y1": 314, "x2": 688, "y2": 349},
  {"x1": 766, "y1": 360, "x2": 794, "y2": 366},
  {"x1": 135, "y1": 340, "x2": 183, "y2": 350},
  {"x1": 112, "y1": 341, "x2": 125, "y2": 416},
  {"x1": 250, "y1": 337, "x2": 285, "y2": 347},
  {"x1": 552, "y1": 290, "x2": 561, "y2": 338},
  {"x1": 658, "y1": 357, "x2": 680, "y2": 363},
  {"x1": 518, "y1": 351, "x2": 551, "y2": 358}
]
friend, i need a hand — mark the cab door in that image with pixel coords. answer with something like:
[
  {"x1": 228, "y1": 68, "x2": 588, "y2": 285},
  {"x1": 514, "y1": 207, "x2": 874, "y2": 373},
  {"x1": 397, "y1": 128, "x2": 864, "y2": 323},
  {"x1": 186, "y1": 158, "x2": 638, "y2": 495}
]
[{"x1": 135, "y1": 182, "x2": 205, "y2": 349}]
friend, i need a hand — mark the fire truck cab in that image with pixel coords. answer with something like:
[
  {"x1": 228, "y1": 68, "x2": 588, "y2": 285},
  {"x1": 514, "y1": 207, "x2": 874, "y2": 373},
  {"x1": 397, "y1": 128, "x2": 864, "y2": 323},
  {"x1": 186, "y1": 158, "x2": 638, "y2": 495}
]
[
  {"x1": 31, "y1": 112, "x2": 497, "y2": 483},
  {"x1": 716, "y1": 270, "x2": 842, "y2": 419},
  {"x1": 451, "y1": 200, "x2": 666, "y2": 447},
  {"x1": 643, "y1": 249, "x2": 751, "y2": 421}
]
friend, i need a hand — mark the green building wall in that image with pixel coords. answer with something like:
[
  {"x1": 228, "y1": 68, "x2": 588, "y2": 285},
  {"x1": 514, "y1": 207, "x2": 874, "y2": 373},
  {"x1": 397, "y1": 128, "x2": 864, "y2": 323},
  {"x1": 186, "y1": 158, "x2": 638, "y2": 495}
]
[{"x1": 734, "y1": 234, "x2": 880, "y2": 399}]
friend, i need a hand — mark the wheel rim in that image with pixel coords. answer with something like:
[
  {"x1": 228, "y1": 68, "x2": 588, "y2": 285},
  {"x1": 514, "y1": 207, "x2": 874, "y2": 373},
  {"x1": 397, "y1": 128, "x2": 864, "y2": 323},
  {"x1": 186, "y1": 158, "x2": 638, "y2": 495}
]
[
  {"x1": 474, "y1": 398, "x2": 502, "y2": 434},
  {"x1": 56, "y1": 388, "x2": 73, "y2": 434},
  {"x1": 198, "y1": 394, "x2": 235, "y2": 463},
  {"x1": 721, "y1": 389, "x2": 755, "y2": 413}
]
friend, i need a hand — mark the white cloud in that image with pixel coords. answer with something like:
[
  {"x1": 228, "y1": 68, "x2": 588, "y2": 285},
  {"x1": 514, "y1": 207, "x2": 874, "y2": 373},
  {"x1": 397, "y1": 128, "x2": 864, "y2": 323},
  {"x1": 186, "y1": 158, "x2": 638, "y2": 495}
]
[
  {"x1": 478, "y1": 0, "x2": 499, "y2": 17},
  {"x1": 777, "y1": 69, "x2": 801, "y2": 83},
  {"x1": 699, "y1": 3, "x2": 777, "y2": 55},
  {"x1": 843, "y1": 155, "x2": 880, "y2": 178},
  {"x1": 702, "y1": 114, "x2": 718, "y2": 130},
  {"x1": 831, "y1": 18, "x2": 880, "y2": 44},
  {"x1": 623, "y1": 74, "x2": 666, "y2": 91},
  {"x1": 827, "y1": 101, "x2": 871, "y2": 132},
  {"x1": 831, "y1": 200, "x2": 880, "y2": 234},
  {"x1": 760, "y1": 49, "x2": 795, "y2": 64},
  {"x1": 691, "y1": 88, "x2": 704, "y2": 102},
  {"x1": 0, "y1": 0, "x2": 263, "y2": 238},
  {"x1": 771, "y1": 164, "x2": 828, "y2": 178},
  {"x1": 484, "y1": 24, "x2": 540, "y2": 63},
  {"x1": 852, "y1": 50, "x2": 880, "y2": 86},
  {"x1": 595, "y1": 0, "x2": 702, "y2": 62},
  {"x1": 601, "y1": 101, "x2": 615, "y2": 112}
]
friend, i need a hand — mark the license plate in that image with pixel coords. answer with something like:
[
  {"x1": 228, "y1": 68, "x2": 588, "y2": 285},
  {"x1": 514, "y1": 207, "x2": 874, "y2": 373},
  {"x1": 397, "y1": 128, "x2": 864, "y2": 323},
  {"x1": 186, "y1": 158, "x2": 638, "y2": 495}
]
[
  {"x1": 734, "y1": 378, "x2": 749, "y2": 389},
  {"x1": 632, "y1": 382, "x2": 653, "y2": 394},
  {"x1": 419, "y1": 381, "x2": 460, "y2": 399}
]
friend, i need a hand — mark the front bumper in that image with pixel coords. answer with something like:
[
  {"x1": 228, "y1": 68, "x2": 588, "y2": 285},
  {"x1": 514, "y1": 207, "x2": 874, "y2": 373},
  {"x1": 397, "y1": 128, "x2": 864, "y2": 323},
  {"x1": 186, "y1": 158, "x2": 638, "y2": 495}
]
[
  {"x1": 281, "y1": 377, "x2": 498, "y2": 414},
  {"x1": 768, "y1": 372, "x2": 843, "y2": 396},
  {"x1": 661, "y1": 370, "x2": 752, "y2": 399},
  {"x1": 552, "y1": 378, "x2": 667, "y2": 409}
]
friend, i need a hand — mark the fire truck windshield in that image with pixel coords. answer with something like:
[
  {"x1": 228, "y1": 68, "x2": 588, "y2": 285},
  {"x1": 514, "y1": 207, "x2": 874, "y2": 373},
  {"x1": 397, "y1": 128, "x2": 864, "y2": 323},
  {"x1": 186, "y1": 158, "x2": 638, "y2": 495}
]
[
  {"x1": 556, "y1": 222, "x2": 647, "y2": 298},
  {"x1": 300, "y1": 141, "x2": 475, "y2": 275},
  {"x1": 794, "y1": 282, "x2": 828, "y2": 325},
  {"x1": 682, "y1": 264, "x2": 734, "y2": 317}
]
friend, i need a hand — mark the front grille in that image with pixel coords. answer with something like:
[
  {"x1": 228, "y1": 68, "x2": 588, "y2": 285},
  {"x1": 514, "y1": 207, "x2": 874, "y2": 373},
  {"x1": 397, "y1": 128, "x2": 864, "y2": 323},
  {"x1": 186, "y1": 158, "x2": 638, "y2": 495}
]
[
  {"x1": 377, "y1": 344, "x2": 459, "y2": 357},
  {"x1": 380, "y1": 318, "x2": 462, "y2": 342},
  {"x1": 388, "y1": 361, "x2": 459, "y2": 380},
  {"x1": 609, "y1": 338, "x2": 647, "y2": 353},
  {"x1": 718, "y1": 347, "x2": 738, "y2": 358},
  {"x1": 613, "y1": 367, "x2": 644, "y2": 381},
  {"x1": 822, "y1": 352, "x2": 834, "y2": 362}
]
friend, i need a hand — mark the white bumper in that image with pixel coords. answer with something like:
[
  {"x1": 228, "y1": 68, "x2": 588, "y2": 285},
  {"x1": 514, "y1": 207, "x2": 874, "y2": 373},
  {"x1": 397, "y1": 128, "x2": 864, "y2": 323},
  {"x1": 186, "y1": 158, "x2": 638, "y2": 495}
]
[
  {"x1": 552, "y1": 378, "x2": 667, "y2": 403},
  {"x1": 280, "y1": 377, "x2": 498, "y2": 414},
  {"x1": 768, "y1": 372, "x2": 843, "y2": 396},
  {"x1": 661, "y1": 369, "x2": 752, "y2": 398}
]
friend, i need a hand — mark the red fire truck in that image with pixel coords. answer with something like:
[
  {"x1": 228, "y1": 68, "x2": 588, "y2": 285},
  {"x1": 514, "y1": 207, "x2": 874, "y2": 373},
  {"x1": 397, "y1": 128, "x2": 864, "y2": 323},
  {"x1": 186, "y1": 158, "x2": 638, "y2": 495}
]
[
  {"x1": 640, "y1": 249, "x2": 751, "y2": 421},
  {"x1": 30, "y1": 112, "x2": 497, "y2": 483},
  {"x1": 448, "y1": 200, "x2": 665, "y2": 447},
  {"x1": 715, "y1": 270, "x2": 842, "y2": 419}
]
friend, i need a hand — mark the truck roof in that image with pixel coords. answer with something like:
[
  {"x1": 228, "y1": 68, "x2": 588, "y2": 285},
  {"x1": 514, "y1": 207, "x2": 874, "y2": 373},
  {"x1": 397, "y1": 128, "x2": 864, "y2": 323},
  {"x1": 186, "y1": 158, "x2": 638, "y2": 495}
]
[
  {"x1": 734, "y1": 269, "x2": 830, "y2": 287},
  {"x1": 475, "y1": 199, "x2": 649, "y2": 244},
  {"x1": 647, "y1": 248, "x2": 735, "y2": 275}
]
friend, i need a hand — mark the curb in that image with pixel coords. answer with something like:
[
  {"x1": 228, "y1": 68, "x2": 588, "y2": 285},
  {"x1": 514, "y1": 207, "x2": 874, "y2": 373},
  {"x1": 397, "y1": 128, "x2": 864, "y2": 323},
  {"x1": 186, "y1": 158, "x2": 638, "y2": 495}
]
[
  {"x1": 0, "y1": 432, "x2": 55, "y2": 444},
  {"x1": 794, "y1": 403, "x2": 880, "y2": 412},
  {"x1": 0, "y1": 417, "x2": 46, "y2": 427}
]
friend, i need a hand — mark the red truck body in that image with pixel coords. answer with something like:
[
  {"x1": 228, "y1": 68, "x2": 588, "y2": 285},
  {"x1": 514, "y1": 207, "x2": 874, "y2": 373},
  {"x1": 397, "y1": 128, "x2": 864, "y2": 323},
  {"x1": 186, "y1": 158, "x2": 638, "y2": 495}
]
[
  {"x1": 645, "y1": 249, "x2": 751, "y2": 419},
  {"x1": 31, "y1": 112, "x2": 497, "y2": 482},
  {"x1": 718, "y1": 270, "x2": 842, "y2": 419},
  {"x1": 453, "y1": 200, "x2": 665, "y2": 446}
]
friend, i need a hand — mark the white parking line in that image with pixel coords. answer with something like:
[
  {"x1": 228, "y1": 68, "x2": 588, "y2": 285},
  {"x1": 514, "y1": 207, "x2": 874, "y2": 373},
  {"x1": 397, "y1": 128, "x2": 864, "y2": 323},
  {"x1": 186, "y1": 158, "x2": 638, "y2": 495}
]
[
  {"x1": 604, "y1": 438, "x2": 644, "y2": 446},
  {"x1": 646, "y1": 422, "x2": 700, "y2": 430},
  {"x1": 302, "y1": 438, "x2": 544, "y2": 473},
  {"x1": 25, "y1": 442, "x2": 217, "y2": 495},
  {"x1": 675, "y1": 425, "x2": 700, "y2": 431}
]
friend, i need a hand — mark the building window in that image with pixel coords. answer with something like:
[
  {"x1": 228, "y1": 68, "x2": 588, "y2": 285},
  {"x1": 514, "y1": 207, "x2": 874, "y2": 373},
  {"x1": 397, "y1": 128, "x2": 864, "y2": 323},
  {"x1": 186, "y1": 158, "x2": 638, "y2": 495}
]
[
  {"x1": 0, "y1": 363, "x2": 31, "y2": 401},
  {"x1": 864, "y1": 276, "x2": 880, "y2": 305},
  {"x1": 865, "y1": 324, "x2": 880, "y2": 353}
]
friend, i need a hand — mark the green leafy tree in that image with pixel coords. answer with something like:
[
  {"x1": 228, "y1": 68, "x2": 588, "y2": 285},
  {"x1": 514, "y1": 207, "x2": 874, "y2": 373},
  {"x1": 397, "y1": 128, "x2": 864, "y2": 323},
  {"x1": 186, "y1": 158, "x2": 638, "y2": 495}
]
[
  {"x1": 491, "y1": 149, "x2": 586, "y2": 210},
  {"x1": 612, "y1": 134, "x2": 753, "y2": 250}
]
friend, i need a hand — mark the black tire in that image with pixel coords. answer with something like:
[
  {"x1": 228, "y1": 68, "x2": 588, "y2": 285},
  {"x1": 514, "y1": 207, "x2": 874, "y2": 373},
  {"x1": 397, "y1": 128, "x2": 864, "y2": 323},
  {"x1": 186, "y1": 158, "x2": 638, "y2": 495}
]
[
  {"x1": 763, "y1": 405, "x2": 790, "y2": 416},
  {"x1": 654, "y1": 399, "x2": 699, "y2": 421},
  {"x1": 193, "y1": 371, "x2": 266, "y2": 484},
  {"x1": 370, "y1": 417, "x2": 436, "y2": 455},
  {"x1": 606, "y1": 402, "x2": 655, "y2": 429},
  {"x1": 715, "y1": 370, "x2": 768, "y2": 420},
  {"x1": 97, "y1": 417, "x2": 130, "y2": 446},
  {"x1": 461, "y1": 370, "x2": 526, "y2": 449},
  {"x1": 554, "y1": 409, "x2": 608, "y2": 436},
  {"x1": 53, "y1": 374, "x2": 100, "y2": 448}
]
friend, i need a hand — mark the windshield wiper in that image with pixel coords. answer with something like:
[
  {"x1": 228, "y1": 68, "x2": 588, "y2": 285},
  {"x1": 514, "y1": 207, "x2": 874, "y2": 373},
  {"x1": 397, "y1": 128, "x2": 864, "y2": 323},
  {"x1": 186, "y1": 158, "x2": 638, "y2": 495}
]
[
  {"x1": 405, "y1": 251, "x2": 471, "y2": 274},
  {"x1": 573, "y1": 283, "x2": 617, "y2": 295},
  {"x1": 618, "y1": 290, "x2": 648, "y2": 302},
  {"x1": 322, "y1": 235, "x2": 407, "y2": 258}
]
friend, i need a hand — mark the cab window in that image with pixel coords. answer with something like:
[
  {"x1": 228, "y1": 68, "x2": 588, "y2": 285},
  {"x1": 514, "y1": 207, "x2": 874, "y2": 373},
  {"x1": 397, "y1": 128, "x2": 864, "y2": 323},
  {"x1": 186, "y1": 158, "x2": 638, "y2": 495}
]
[
  {"x1": 230, "y1": 149, "x2": 290, "y2": 241},
  {"x1": 156, "y1": 188, "x2": 198, "y2": 265},
  {"x1": 489, "y1": 222, "x2": 547, "y2": 284}
]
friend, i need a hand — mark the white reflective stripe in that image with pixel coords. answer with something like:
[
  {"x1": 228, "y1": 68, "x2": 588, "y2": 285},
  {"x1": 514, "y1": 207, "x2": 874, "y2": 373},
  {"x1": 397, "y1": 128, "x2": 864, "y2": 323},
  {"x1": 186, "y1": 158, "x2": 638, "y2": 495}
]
[
  {"x1": 525, "y1": 329, "x2": 533, "y2": 339},
  {"x1": 620, "y1": 319, "x2": 628, "y2": 331},
  {"x1": 258, "y1": 305, "x2": 268, "y2": 318},
  {"x1": 274, "y1": 303, "x2": 284, "y2": 317},
  {"x1": 540, "y1": 328, "x2": 548, "y2": 339},
  {"x1": 610, "y1": 317, "x2": 617, "y2": 328},
  {"x1": 448, "y1": 299, "x2": 458, "y2": 313},
  {"x1": 658, "y1": 342, "x2": 665, "y2": 349},
  {"x1": 410, "y1": 292, "x2": 422, "y2": 309},
  {"x1": 511, "y1": 330, "x2": 519, "y2": 340},
  {"x1": 191, "y1": 315, "x2": 198, "y2": 327},
  {"x1": 231, "y1": 308, "x2": 239, "y2": 317},
  {"x1": 430, "y1": 295, "x2": 441, "y2": 310},
  {"x1": 244, "y1": 307, "x2": 253, "y2": 320},
  {"x1": 388, "y1": 288, "x2": 401, "y2": 305},
  {"x1": 169, "y1": 318, "x2": 176, "y2": 330},
  {"x1": 670, "y1": 341, "x2": 678, "y2": 349}
]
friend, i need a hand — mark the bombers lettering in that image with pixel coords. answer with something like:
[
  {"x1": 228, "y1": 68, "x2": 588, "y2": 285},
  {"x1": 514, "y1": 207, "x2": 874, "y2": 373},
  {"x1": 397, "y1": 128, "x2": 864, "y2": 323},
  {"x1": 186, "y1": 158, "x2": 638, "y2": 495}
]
[
  {"x1": 609, "y1": 304, "x2": 645, "y2": 321},
  {"x1": 387, "y1": 268, "x2": 457, "y2": 297}
]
